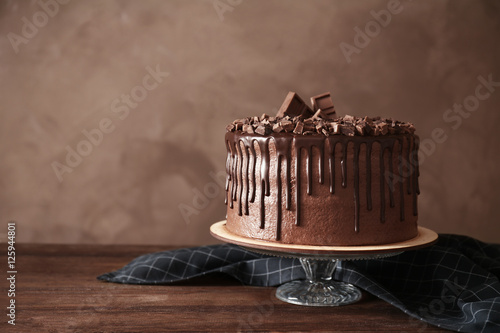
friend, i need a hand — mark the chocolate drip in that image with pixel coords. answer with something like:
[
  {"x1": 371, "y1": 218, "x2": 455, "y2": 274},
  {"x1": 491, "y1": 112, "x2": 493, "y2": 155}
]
[
  {"x1": 413, "y1": 138, "x2": 420, "y2": 215},
  {"x1": 276, "y1": 155, "x2": 282, "y2": 240},
  {"x1": 249, "y1": 143, "x2": 257, "y2": 203},
  {"x1": 225, "y1": 132, "x2": 419, "y2": 236},
  {"x1": 398, "y1": 138, "x2": 405, "y2": 221},
  {"x1": 387, "y1": 142, "x2": 395, "y2": 208},
  {"x1": 341, "y1": 142, "x2": 348, "y2": 188},
  {"x1": 294, "y1": 136, "x2": 325, "y2": 225},
  {"x1": 274, "y1": 136, "x2": 292, "y2": 240},
  {"x1": 365, "y1": 142, "x2": 373, "y2": 211},
  {"x1": 243, "y1": 146, "x2": 250, "y2": 215},
  {"x1": 236, "y1": 142, "x2": 244, "y2": 216},
  {"x1": 379, "y1": 143, "x2": 386, "y2": 223},
  {"x1": 378, "y1": 139, "x2": 397, "y2": 223},
  {"x1": 228, "y1": 140, "x2": 236, "y2": 209},
  {"x1": 406, "y1": 136, "x2": 412, "y2": 195},
  {"x1": 225, "y1": 140, "x2": 231, "y2": 205},
  {"x1": 255, "y1": 138, "x2": 271, "y2": 228},
  {"x1": 295, "y1": 145, "x2": 302, "y2": 226},
  {"x1": 327, "y1": 138, "x2": 338, "y2": 194},
  {"x1": 353, "y1": 142, "x2": 360, "y2": 232}
]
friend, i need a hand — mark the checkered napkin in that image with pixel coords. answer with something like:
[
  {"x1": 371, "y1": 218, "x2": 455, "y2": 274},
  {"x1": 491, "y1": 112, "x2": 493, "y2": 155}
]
[{"x1": 98, "y1": 235, "x2": 500, "y2": 333}]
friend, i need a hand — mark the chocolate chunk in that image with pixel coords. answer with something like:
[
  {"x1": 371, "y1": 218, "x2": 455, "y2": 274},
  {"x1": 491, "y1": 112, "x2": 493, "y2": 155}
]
[
  {"x1": 255, "y1": 124, "x2": 270, "y2": 135},
  {"x1": 376, "y1": 122, "x2": 389, "y2": 135},
  {"x1": 280, "y1": 120, "x2": 295, "y2": 132},
  {"x1": 312, "y1": 109, "x2": 322, "y2": 120},
  {"x1": 243, "y1": 124, "x2": 254, "y2": 134},
  {"x1": 332, "y1": 123, "x2": 341, "y2": 134},
  {"x1": 260, "y1": 113, "x2": 269, "y2": 121},
  {"x1": 276, "y1": 92, "x2": 313, "y2": 118},
  {"x1": 363, "y1": 116, "x2": 374, "y2": 126},
  {"x1": 355, "y1": 120, "x2": 373, "y2": 135},
  {"x1": 400, "y1": 123, "x2": 415, "y2": 134},
  {"x1": 310, "y1": 92, "x2": 336, "y2": 120},
  {"x1": 343, "y1": 115, "x2": 355, "y2": 123},
  {"x1": 303, "y1": 123, "x2": 315, "y2": 132},
  {"x1": 293, "y1": 122, "x2": 304, "y2": 134},
  {"x1": 340, "y1": 124, "x2": 356, "y2": 136},
  {"x1": 226, "y1": 124, "x2": 235, "y2": 132},
  {"x1": 355, "y1": 123, "x2": 365, "y2": 135},
  {"x1": 272, "y1": 123, "x2": 284, "y2": 133}
]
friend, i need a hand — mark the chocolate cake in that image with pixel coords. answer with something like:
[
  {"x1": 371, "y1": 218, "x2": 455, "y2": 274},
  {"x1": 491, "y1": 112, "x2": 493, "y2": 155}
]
[{"x1": 224, "y1": 92, "x2": 420, "y2": 246}]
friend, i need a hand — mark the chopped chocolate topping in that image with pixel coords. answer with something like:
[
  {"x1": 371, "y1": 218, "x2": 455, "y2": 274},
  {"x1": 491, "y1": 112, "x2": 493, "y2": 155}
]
[
  {"x1": 227, "y1": 114, "x2": 415, "y2": 137},
  {"x1": 226, "y1": 91, "x2": 416, "y2": 137}
]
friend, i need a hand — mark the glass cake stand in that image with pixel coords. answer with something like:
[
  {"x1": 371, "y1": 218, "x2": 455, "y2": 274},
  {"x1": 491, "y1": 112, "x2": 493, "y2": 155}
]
[{"x1": 210, "y1": 221, "x2": 438, "y2": 307}]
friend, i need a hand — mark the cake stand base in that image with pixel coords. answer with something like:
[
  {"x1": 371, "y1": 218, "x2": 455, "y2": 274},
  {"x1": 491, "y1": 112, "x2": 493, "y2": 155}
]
[
  {"x1": 276, "y1": 258, "x2": 361, "y2": 306},
  {"x1": 210, "y1": 221, "x2": 438, "y2": 307}
]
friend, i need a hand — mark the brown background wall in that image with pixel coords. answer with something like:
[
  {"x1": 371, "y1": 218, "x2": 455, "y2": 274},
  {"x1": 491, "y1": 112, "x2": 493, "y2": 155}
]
[{"x1": 1, "y1": 0, "x2": 499, "y2": 245}]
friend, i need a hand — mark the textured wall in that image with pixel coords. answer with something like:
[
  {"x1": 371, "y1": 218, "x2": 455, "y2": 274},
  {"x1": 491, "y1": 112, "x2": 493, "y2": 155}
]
[{"x1": 1, "y1": 0, "x2": 499, "y2": 245}]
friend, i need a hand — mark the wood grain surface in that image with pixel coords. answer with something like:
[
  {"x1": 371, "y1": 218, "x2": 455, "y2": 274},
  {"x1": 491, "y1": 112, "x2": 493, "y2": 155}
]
[{"x1": 0, "y1": 244, "x2": 450, "y2": 332}]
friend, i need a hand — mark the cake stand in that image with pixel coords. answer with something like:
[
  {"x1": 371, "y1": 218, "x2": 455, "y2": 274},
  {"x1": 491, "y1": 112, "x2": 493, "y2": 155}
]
[{"x1": 210, "y1": 221, "x2": 438, "y2": 307}]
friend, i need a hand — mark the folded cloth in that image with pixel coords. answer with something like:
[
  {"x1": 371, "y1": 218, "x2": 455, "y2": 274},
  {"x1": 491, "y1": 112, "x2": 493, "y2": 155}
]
[{"x1": 98, "y1": 234, "x2": 500, "y2": 333}]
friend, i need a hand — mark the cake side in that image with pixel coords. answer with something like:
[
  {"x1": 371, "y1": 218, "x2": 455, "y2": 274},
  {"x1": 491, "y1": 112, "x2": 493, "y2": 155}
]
[{"x1": 225, "y1": 130, "x2": 419, "y2": 246}]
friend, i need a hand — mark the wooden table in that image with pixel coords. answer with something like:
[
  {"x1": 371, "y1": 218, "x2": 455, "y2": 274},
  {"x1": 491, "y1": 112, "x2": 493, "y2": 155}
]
[{"x1": 1, "y1": 244, "x2": 449, "y2": 332}]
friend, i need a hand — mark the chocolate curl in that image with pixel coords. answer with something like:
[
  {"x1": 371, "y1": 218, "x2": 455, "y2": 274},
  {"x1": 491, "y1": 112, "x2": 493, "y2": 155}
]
[
  {"x1": 276, "y1": 92, "x2": 313, "y2": 118},
  {"x1": 310, "y1": 92, "x2": 337, "y2": 120}
]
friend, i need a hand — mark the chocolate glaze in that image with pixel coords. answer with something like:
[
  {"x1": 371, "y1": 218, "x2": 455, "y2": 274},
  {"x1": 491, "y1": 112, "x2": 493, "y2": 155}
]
[{"x1": 225, "y1": 132, "x2": 419, "y2": 241}]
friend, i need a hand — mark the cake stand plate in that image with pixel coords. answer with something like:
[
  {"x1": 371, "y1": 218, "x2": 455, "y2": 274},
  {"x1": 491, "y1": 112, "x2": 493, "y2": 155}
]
[{"x1": 210, "y1": 221, "x2": 438, "y2": 307}]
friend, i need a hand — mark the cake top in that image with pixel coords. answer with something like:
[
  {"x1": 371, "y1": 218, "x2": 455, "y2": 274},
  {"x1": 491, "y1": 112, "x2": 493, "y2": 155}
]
[{"x1": 226, "y1": 91, "x2": 416, "y2": 137}]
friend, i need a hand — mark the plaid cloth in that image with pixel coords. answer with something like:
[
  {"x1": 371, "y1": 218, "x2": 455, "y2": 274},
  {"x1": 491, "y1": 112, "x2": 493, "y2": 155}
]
[{"x1": 98, "y1": 234, "x2": 500, "y2": 333}]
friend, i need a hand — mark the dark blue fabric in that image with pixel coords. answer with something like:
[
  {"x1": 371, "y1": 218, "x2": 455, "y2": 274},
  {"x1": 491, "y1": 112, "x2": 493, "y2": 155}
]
[{"x1": 98, "y1": 234, "x2": 500, "y2": 333}]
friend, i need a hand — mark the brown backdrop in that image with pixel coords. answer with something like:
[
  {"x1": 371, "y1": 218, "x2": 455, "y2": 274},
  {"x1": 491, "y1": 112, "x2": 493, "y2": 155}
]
[{"x1": 1, "y1": 0, "x2": 499, "y2": 245}]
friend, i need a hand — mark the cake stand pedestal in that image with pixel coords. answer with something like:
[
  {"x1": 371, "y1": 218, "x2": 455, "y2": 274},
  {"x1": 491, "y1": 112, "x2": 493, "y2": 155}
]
[{"x1": 210, "y1": 221, "x2": 438, "y2": 307}]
